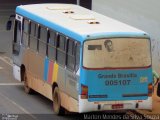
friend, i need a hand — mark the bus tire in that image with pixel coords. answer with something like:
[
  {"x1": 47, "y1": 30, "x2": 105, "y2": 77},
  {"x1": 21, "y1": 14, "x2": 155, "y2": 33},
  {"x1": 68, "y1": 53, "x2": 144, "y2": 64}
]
[
  {"x1": 53, "y1": 87, "x2": 65, "y2": 115},
  {"x1": 23, "y1": 71, "x2": 33, "y2": 94}
]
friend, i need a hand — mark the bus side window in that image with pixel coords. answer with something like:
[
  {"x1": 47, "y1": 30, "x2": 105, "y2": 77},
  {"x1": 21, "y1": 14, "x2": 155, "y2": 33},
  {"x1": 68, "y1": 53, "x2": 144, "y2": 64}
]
[
  {"x1": 22, "y1": 19, "x2": 29, "y2": 47},
  {"x1": 38, "y1": 26, "x2": 47, "y2": 56},
  {"x1": 29, "y1": 22, "x2": 38, "y2": 51},
  {"x1": 48, "y1": 30, "x2": 56, "y2": 60},
  {"x1": 57, "y1": 35, "x2": 66, "y2": 66},
  {"x1": 75, "y1": 43, "x2": 80, "y2": 72},
  {"x1": 58, "y1": 35, "x2": 66, "y2": 50},
  {"x1": 66, "y1": 39, "x2": 75, "y2": 71}
]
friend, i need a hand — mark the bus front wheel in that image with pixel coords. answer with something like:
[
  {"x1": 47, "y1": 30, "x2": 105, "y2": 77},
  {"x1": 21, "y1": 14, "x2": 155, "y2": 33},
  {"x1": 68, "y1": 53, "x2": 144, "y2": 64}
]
[
  {"x1": 23, "y1": 71, "x2": 32, "y2": 94},
  {"x1": 53, "y1": 87, "x2": 65, "y2": 115}
]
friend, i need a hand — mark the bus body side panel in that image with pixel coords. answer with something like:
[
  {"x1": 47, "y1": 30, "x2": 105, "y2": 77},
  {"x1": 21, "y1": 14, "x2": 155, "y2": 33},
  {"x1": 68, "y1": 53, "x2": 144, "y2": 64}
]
[
  {"x1": 57, "y1": 67, "x2": 79, "y2": 112},
  {"x1": 42, "y1": 59, "x2": 80, "y2": 112},
  {"x1": 65, "y1": 70, "x2": 79, "y2": 100},
  {"x1": 56, "y1": 65, "x2": 66, "y2": 93},
  {"x1": 54, "y1": 66, "x2": 79, "y2": 112},
  {"x1": 24, "y1": 51, "x2": 80, "y2": 112},
  {"x1": 23, "y1": 50, "x2": 53, "y2": 100}
]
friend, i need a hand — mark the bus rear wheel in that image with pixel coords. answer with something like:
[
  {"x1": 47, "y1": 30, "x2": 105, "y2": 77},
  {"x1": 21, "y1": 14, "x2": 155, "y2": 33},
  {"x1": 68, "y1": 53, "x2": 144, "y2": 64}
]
[
  {"x1": 53, "y1": 87, "x2": 65, "y2": 115},
  {"x1": 23, "y1": 71, "x2": 32, "y2": 94}
]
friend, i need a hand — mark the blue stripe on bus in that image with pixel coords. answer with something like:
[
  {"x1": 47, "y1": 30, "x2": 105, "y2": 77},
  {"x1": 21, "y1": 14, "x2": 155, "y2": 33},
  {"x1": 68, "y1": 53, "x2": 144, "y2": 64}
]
[
  {"x1": 44, "y1": 57, "x2": 49, "y2": 81},
  {"x1": 16, "y1": 7, "x2": 150, "y2": 42}
]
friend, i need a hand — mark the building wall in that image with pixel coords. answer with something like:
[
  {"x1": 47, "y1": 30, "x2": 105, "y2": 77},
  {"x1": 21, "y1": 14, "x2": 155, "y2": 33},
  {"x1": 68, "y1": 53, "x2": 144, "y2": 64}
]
[{"x1": 92, "y1": 0, "x2": 160, "y2": 73}]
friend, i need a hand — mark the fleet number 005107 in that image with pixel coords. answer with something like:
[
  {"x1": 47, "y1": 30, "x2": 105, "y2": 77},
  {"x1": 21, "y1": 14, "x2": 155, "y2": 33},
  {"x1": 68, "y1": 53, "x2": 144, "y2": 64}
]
[{"x1": 105, "y1": 80, "x2": 131, "y2": 86}]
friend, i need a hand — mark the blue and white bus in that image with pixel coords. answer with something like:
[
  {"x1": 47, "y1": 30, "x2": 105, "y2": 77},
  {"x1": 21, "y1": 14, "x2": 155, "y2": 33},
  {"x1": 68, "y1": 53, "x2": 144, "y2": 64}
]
[{"x1": 11, "y1": 4, "x2": 153, "y2": 114}]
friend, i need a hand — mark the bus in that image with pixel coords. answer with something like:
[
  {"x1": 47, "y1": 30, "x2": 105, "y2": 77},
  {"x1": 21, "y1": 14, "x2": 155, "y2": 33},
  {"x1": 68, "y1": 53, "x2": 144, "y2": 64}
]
[{"x1": 11, "y1": 3, "x2": 153, "y2": 114}]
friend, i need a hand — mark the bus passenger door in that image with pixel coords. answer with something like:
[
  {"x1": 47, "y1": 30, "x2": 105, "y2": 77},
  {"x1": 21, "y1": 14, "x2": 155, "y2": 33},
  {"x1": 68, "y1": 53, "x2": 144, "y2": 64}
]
[{"x1": 13, "y1": 14, "x2": 23, "y2": 81}]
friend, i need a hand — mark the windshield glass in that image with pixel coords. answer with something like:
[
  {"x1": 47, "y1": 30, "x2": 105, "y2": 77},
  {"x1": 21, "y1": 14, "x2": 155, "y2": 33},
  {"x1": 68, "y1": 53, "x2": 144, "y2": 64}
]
[{"x1": 83, "y1": 38, "x2": 151, "y2": 68}]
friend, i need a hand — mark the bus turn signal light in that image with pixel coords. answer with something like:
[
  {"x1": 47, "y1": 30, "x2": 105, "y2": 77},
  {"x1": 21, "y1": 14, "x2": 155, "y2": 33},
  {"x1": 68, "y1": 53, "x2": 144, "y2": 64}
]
[
  {"x1": 81, "y1": 84, "x2": 88, "y2": 99},
  {"x1": 148, "y1": 83, "x2": 153, "y2": 97}
]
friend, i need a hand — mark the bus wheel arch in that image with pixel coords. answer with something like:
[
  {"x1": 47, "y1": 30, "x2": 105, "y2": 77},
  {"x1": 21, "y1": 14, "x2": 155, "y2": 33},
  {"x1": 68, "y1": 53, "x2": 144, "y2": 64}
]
[
  {"x1": 52, "y1": 82, "x2": 58, "y2": 93},
  {"x1": 52, "y1": 83, "x2": 65, "y2": 115},
  {"x1": 21, "y1": 64, "x2": 33, "y2": 94},
  {"x1": 21, "y1": 64, "x2": 25, "y2": 81}
]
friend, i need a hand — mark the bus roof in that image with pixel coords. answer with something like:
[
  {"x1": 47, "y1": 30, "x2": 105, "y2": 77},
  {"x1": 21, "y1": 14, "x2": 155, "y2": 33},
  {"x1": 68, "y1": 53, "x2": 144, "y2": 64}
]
[{"x1": 16, "y1": 4, "x2": 149, "y2": 42}]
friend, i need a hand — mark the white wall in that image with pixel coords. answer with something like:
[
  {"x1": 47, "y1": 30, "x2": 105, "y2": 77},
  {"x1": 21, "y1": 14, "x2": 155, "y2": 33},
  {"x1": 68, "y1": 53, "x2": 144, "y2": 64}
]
[{"x1": 92, "y1": 0, "x2": 160, "y2": 73}]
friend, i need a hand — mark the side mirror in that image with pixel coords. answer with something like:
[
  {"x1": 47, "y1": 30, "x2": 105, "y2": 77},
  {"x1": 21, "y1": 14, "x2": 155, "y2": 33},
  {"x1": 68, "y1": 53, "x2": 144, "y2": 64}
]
[
  {"x1": 6, "y1": 20, "x2": 12, "y2": 30},
  {"x1": 157, "y1": 82, "x2": 160, "y2": 97},
  {"x1": 6, "y1": 14, "x2": 15, "y2": 31}
]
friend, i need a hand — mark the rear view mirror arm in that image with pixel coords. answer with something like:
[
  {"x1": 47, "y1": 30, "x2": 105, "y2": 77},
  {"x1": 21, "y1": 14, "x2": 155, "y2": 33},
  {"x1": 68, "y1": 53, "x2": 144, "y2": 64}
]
[{"x1": 6, "y1": 14, "x2": 15, "y2": 31}]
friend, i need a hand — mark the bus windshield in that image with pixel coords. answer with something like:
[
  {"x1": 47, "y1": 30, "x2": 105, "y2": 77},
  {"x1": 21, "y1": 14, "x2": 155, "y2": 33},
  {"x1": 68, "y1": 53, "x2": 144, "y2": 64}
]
[{"x1": 83, "y1": 38, "x2": 151, "y2": 69}]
